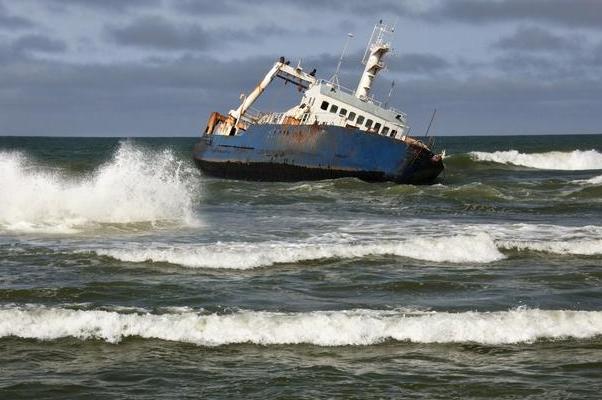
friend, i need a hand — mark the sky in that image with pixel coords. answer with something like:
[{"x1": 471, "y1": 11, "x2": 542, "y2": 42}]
[{"x1": 1, "y1": 0, "x2": 601, "y2": 136}]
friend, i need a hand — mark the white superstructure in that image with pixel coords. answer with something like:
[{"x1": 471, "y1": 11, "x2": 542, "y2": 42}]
[{"x1": 206, "y1": 21, "x2": 411, "y2": 142}]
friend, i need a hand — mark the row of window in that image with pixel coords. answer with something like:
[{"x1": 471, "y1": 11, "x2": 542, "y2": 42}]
[{"x1": 320, "y1": 100, "x2": 398, "y2": 137}]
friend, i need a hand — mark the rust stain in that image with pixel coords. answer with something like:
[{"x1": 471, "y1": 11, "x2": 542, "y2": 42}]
[
  {"x1": 273, "y1": 124, "x2": 323, "y2": 151},
  {"x1": 204, "y1": 111, "x2": 231, "y2": 134}
]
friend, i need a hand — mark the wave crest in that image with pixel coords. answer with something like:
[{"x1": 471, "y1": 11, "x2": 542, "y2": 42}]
[
  {"x1": 499, "y1": 239, "x2": 602, "y2": 256},
  {"x1": 92, "y1": 233, "x2": 505, "y2": 269},
  {"x1": 470, "y1": 149, "x2": 602, "y2": 170},
  {"x1": 573, "y1": 175, "x2": 602, "y2": 185},
  {"x1": 1, "y1": 306, "x2": 600, "y2": 346}
]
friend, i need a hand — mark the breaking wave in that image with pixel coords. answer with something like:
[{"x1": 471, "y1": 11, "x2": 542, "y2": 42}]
[
  {"x1": 1, "y1": 306, "x2": 600, "y2": 346},
  {"x1": 499, "y1": 239, "x2": 602, "y2": 256},
  {"x1": 0, "y1": 143, "x2": 199, "y2": 233},
  {"x1": 470, "y1": 149, "x2": 602, "y2": 170},
  {"x1": 573, "y1": 175, "x2": 602, "y2": 185},
  {"x1": 92, "y1": 233, "x2": 505, "y2": 269},
  {"x1": 91, "y1": 227, "x2": 602, "y2": 269}
]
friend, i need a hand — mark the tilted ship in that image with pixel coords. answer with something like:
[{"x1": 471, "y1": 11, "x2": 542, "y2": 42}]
[{"x1": 193, "y1": 22, "x2": 444, "y2": 184}]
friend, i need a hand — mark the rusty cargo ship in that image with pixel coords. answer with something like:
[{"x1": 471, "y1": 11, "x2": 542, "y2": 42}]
[{"x1": 193, "y1": 22, "x2": 444, "y2": 184}]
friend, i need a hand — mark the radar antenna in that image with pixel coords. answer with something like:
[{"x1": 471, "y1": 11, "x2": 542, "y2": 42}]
[{"x1": 330, "y1": 33, "x2": 354, "y2": 88}]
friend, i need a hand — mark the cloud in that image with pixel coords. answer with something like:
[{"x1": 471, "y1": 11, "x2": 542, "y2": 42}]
[
  {"x1": 388, "y1": 53, "x2": 450, "y2": 74},
  {"x1": 12, "y1": 34, "x2": 67, "y2": 53},
  {"x1": 106, "y1": 16, "x2": 211, "y2": 51},
  {"x1": 172, "y1": 0, "x2": 239, "y2": 15},
  {"x1": 106, "y1": 15, "x2": 291, "y2": 52},
  {"x1": 1, "y1": 48, "x2": 600, "y2": 136},
  {"x1": 431, "y1": 0, "x2": 602, "y2": 29},
  {"x1": 1, "y1": 0, "x2": 601, "y2": 136},
  {"x1": 0, "y1": 53, "x2": 282, "y2": 135},
  {"x1": 42, "y1": 0, "x2": 161, "y2": 13},
  {"x1": 593, "y1": 41, "x2": 602, "y2": 65},
  {"x1": 493, "y1": 26, "x2": 581, "y2": 52},
  {"x1": 172, "y1": 0, "x2": 415, "y2": 16},
  {"x1": 0, "y1": 1, "x2": 33, "y2": 29}
]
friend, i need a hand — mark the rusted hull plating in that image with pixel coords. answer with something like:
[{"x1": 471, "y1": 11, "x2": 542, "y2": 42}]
[{"x1": 193, "y1": 124, "x2": 443, "y2": 184}]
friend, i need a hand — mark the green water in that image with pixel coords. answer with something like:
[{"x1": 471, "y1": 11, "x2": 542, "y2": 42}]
[{"x1": 0, "y1": 135, "x2": 601, "y2": 399}]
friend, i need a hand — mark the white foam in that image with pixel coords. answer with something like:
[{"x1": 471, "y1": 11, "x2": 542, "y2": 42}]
[
  {"x1": 1, "y1": 306, "x2": 600, "y2": 346},
  {"x1": 572, "y1": 175, "x2": 602, "y2": 185},
  {"x1": 499, "y1": 239, "x2": 602, "y2": 256},
  {"x1": 470, "y1": 149, "x2": 602, "y2": 170},
  {"x1": 0, "y1": 143, "x2": 199, "y2": 233},
  {"x1": 92, "y1": 233, "x2": 505, "y2": 269}
]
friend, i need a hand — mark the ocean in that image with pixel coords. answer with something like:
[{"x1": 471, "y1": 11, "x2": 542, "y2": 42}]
[{"x1": 0, "y1": 134, "x2": 601, "y2": 399}]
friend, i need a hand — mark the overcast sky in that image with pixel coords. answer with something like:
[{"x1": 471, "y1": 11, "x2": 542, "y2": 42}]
[{"x1": 1, "y1": 0, "x2": 601, "y2": 136}]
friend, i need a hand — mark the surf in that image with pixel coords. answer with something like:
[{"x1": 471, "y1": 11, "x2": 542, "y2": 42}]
[
  {"x1": 1, "y1": 305, "x2": 600, "y2": 346},
  {"x1": 87, "y1": 223, "x2": 602, "y2": 269},
  {"x1": 469, "y1": 149, "x2": 602, "y2": 170},
  {"x1": 0, "y1": 142, "x2": 200, "y2": 233},
  {"x1": 90, "y1": 233, "x2": 505, "y2": 269}
]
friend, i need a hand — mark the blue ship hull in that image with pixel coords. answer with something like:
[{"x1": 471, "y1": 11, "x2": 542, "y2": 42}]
[{"x1": 193, "y1": 124, "x2": 443, "y2": 184}]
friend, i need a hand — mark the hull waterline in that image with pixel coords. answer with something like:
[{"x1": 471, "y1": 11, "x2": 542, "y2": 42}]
[{"x1": 193, "y1": 124, "x2": 443, "y2": 184}]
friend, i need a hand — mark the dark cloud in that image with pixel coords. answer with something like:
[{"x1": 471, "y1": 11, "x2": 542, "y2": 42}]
[
  {"x1": 107, "y1": 16, "x2": 211, "y2": 51},
  {"x1": 593, "y1": 42, "x2": 602, "y2": 65},
  {"x1": 493, "y1": 53, "x2": 565, "y2": 81},
  {"x1": 12, "y1": 34, "x2": 67, "y2": 53},
  {"x1": 0, "y1": 53, "x2": 280, "y2": 135},
  {"x1": 390, "y1": 76, "x2": 602, "y2": 135},
  {"x1": 1, "y1": 47, "x2": 600, "y2": 136},
  {"x1": 431, "y1": 0, "x2": 602, "y2": 28},
  {"x1": 0, "y1": 1, "x2": 34, "y2": 29},
  {"x1": 173, "y1": 0, "x2": 238, "y2": 15},
  {"x1": 173, "y1": 0, "x2": 413, "y2": 16},
  {"x1": 388, "y1": 53, "x2": 450, "y2": 74},
  {"x1": 1, "y1": 0, "x2": 601, "y2": 136},
  {"x1": 43, "y1": 0, "x2": 161, "y2": 13},
  {"x1": 106, "y1": 16, "x2": 291, "y2": 51},
  {"x1": 493, "y1": 26, "x2": 581, "y2": 52}
]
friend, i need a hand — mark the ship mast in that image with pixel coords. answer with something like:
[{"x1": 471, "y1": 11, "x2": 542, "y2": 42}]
[{"x1": 355, "y1": 20, "x2": 394, "y2": 100}]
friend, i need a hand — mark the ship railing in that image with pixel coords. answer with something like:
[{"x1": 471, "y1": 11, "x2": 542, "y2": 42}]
[
  {"x1": 255, "y1": 112, "x2": 285, "y2": 125},
  {"x1": 248, "y1": 109, "x2": 350, "y2": 127},
  {"x1": 242, "y1": 106, "x2": 264, "y2": 122},
  {"x1": 307, "y1": 111, "x2": 349, "y2": 126},
  {"x1": 318, "y1": 79, "x2": 407, "y2": 119},
  {"x1": 319, "y1": 79, "x2": 356, "y2": 97}
]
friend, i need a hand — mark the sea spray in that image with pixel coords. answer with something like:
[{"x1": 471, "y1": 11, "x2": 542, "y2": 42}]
[
  {"x1": 0, "y1": 142, "x2": 200, "y2": 233},
  {"x1": 1, "y1": 305, "x2": 601, "y2": 346}
]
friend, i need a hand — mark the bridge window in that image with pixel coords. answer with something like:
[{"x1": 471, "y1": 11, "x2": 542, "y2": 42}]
[
  {"x1": 390, "y1": 130, "x2": 397, "y2": 137},
  {"x1": 348, "y1": 112, "x2": 356, "y2": 122},
  {"x1": 339, "y1": 108, "x2": 347, "y2": 116},
  {"x1": 365, "y1": 119, "x2": 373, "y2": 128},
  {"x1": 356, "y1": 115, "x2": 365, "y2": 125},
  {"x1": 320, "y1": 101, "x2": 329, "y2": 110},
  {"x1": 382, "y1": 127, "x2": 389, "y2": 135},
  {"x1": 330, "y1": 104, "x2": 338, "y2": 113},
  {"x1": 374, "y1": 123, "x2": 382, "y2": 133}
]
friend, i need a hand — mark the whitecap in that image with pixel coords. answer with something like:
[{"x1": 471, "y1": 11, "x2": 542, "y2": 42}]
[
  {"x1": 498, "y1": 239, "x2": 602, "y2": 256},
  {"x1": 91, "y1": 233, "x2": 505, "y2": 269},
  {"x1": 1, "y1": 306, "x2": 600, "y2": 346},
  {"x1": 470, "y1": 149, "x2": 602, "y2": 170},
  {"x1": 572, "y1": 175, "x2": 602, "y2": 185}
]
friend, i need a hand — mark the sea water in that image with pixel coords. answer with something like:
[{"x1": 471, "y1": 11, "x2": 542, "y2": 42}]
[{"x1": 1, "y1": 135, "x2": 601, "y2": 398}]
